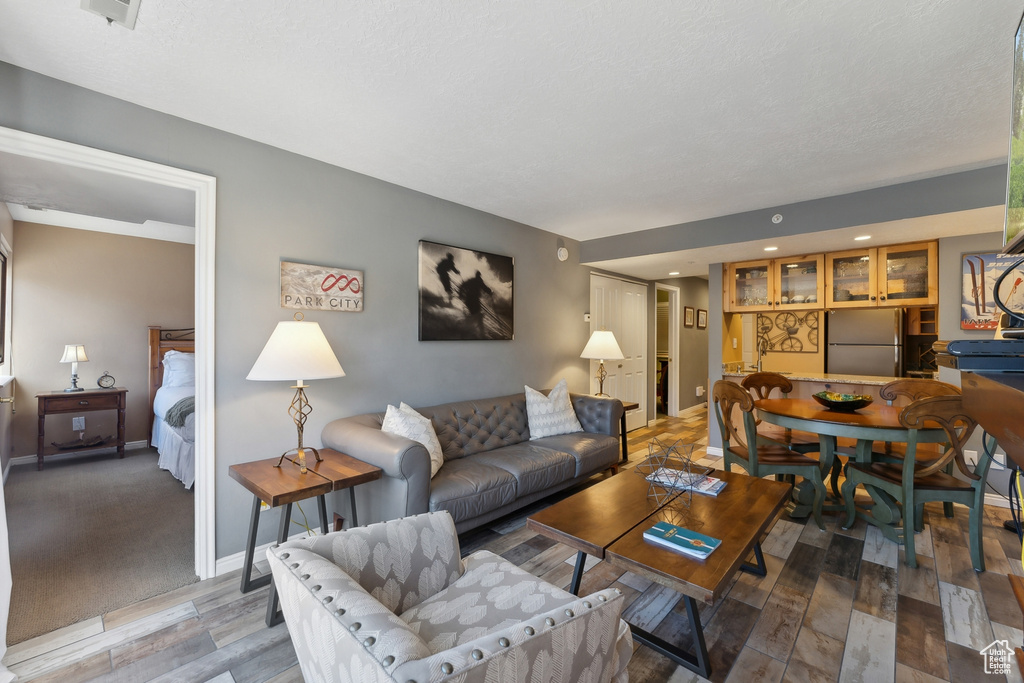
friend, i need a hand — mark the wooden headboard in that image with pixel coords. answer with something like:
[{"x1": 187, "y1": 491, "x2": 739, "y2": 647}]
[{"x1": 148, "y1": 326, "x2": 195, "y2": 444}]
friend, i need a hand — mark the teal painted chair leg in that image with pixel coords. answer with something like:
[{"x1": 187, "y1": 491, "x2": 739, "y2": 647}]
[
  {"x1": 902, "y1": 482, "x2": 918, "y2": 569},
  {"x1": 841, "y1": 477, "x2": 859, "y2": 529},
  {"x1": 943, "y1": 501, "x2": 954, "y2": 518},
  {"x1": 810, "y1": 469, "x2": 826, "y2": 531}
]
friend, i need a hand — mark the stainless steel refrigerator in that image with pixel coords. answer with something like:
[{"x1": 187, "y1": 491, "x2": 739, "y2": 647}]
[{"x1": 826, "y1": 309, "x2": 903, "y2": 377}]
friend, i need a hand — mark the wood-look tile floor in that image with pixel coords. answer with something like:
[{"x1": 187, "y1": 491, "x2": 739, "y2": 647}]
[{"x1": 7, "y1": 406, "x2": 1023, "y2": 682}]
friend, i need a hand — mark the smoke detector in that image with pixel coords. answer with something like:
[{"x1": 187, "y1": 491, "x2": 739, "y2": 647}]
[{"x1": 81, "y1": 0, "x2": 141, "y2": 29}]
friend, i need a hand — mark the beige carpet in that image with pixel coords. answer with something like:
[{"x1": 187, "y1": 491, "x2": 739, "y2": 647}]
[{"x1": 5, "y1": 447, "x2": 196, "y2": 645}]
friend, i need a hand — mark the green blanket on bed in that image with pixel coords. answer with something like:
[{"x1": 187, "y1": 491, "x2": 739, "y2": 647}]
[{"x1": 165, "y1": 396, "x2": 194, "y2": 428}]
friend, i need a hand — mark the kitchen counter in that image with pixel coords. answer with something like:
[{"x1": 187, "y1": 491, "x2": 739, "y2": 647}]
[{"x1": 723, "y1": 371, "x2": 895, "y2": 387}]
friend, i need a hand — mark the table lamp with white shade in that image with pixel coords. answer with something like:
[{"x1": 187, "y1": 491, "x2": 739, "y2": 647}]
[
  {"x1": 60, "y1": 344, "x2": 89, "y2": 392},
  {"x1": 580, "y1": 330, "x2": 624, "y2": 397},
  {"x1": 247, "y1": 313, "x2": 345, "y2": 472}
]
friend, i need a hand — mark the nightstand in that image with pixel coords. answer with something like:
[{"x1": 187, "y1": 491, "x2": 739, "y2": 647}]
[{"x1": 36, "y1": 387, "x2": 127, "y2": 470}]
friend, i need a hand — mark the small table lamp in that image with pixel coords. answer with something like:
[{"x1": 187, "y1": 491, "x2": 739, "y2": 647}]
[
  {"x1": 60, "y1": 344, "x2": 89, "y2": 392},
  {"x1": 247, "y1": 314, "x2": 345, "y2": 472},
  {"x1": 581, "y1": 330, "x2": 624, "y2": 397}
]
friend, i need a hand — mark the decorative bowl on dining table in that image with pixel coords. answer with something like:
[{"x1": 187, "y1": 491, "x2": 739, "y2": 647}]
[{"x1": 812, "y1": 391, "x2": 873, "y2": 412}]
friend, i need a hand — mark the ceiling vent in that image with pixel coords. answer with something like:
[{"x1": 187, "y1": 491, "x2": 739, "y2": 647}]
[{"x1": 81, "y1": 0, "x2": 140, "y2": 30}]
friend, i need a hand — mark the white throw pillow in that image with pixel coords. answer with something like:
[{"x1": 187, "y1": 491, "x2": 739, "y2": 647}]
[
  {"x1": 162, "y1": 350, "x2": 195, "y2": 388},
  {"x1": 525, "y1": 378, "x2": 583, "y2": 440},
  {"x1": 381, "y1": 403, "x2": 444, "y2": 478}
]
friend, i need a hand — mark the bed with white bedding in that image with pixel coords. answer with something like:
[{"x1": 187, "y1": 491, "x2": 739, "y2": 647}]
[{"x1": 148, "y1": 326, "x2": 195, "y2": 488}]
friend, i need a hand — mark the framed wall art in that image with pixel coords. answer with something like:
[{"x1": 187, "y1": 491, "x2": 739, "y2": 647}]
[
  {"x1": 684, "y1": 306, "x2": 694, "y2": 327},
  {"x1": 697, "y1": 309, "x2": 708, "y2": 329},
  {"x1": 281, "y1": 260, "x2": 363, "y2": 312},
  {"x1": 418, "y1": 240, "x2": 514, "y2": 341},
  {"x1": 960, "y1": 252, "x2": 1024, "y2": 329}
]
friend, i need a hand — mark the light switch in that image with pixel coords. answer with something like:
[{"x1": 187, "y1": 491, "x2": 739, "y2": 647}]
[{"x1": 732, "y1": 338, "x2": 738, "y2": 349}]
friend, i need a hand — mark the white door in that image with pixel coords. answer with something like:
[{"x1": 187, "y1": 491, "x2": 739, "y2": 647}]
[{"x1": 590, "y1": 275, "x2": 647, "y2": 432}]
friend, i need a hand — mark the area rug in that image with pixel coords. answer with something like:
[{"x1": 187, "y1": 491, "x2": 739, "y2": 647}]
[{"x1": 5, "y1": 448, "x2": 196, "y2": 645}]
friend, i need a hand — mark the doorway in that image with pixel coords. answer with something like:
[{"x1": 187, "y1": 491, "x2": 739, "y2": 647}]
[
  {"x1": 655, "y1": 283, "x2": 680, "y2": 418},
  {"x1": 0, "y1": 126, "x2": 217, "y2": 579}
]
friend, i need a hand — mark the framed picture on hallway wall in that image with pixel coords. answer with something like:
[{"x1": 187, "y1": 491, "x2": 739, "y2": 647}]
[
  {"x1": 418, "y1": 240, "x2": 514, "y2": 341},
  {"x1": 684, "y1": 306, "x2": 694, "y2": 327},
  {"x1": 697, "y1": 309, "x2": 708, "y2": 329}
]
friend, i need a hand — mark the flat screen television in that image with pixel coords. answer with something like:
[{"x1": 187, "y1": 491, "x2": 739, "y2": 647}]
[{"x1": 1005, "y1": 8, "x2": 1024, "y2": 254}]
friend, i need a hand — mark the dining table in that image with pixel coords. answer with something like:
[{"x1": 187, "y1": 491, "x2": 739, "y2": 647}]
[{"x1": 753, "y1": 397, "x2": 950, "y2": 529}]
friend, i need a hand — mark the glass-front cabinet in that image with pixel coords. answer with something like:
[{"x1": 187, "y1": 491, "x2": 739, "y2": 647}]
[
  {"x1": 825, "y1": 241, "x2": 937, "y2": 308},
  {"x1": 826, "y1": 249, "x2": 877, "y2": 308},
  {"x1": 772, "y1": 254, "x2": 824, "y2": 310},
  {"x1": 726, "y1": 259, "x2": 773, "y2": 312},
  {"x1": 878, "y1": 242, "x2": 937, "y2": 306}
]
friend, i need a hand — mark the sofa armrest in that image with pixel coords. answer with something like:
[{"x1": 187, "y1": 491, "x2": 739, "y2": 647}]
[
  {"x1": 570, "y1": 393, "x2": 624, "y2": 437},
  {"x1": 392, "y1": 587, "x2": 631, "y2": 683},
  {"x1": 321, "y1": 413, "x2": 434, "y2": 521},
  {"x1": 321, "y1": 413, "x2": 430, "y2": 479}
]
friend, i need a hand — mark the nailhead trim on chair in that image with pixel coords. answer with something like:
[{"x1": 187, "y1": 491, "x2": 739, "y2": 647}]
[
  {"x1": 499, "y1": 637, "x2": 510, "y2": 647},
  {"x1": 441, "y1": 662, "x2": 454, "y2": 674},
  {"x1": 471, "y1": 649, "x2": 483, "y2": 660},
  {"x1": 383, "y1": 656, "x2": 395, "y2": 666},
  {"x1": 524, "y1": 626, "x2": 534, "y2": 635}
]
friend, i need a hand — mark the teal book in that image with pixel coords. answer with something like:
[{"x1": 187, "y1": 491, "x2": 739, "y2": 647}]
[{"x1": 643, "y1": 521, "x2": 721, "y2": 559}]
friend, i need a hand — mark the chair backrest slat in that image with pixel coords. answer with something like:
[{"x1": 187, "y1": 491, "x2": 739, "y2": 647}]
[{"x1": 899, "y1": 394, "x2": 979, "y2": 480}]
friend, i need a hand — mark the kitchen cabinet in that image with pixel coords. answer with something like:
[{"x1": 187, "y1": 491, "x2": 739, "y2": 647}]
[
  {"x1": 726, "y1": 259, "x2": 773, "y2": 312},
  {"x1": 726, "y1": 254, "x2": 823, "y2": 312},
  {"x1": 772, "y1": 254, "x2": 824, "y2": 310},
  {"x1": 825, "y1": 241, "x2": 937, "y2": 308}
]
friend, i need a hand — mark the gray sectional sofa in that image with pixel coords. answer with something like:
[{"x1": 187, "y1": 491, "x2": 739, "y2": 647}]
[{"x1": 321, "y1": 392, "x2": 624, "y2": 532}]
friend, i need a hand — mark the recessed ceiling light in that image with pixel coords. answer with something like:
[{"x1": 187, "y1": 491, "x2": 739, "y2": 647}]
[
  {"x1": 764, "y1": 246, "x2": 778, "y2": 252},
  {"x1": 668, "y1": 271, "x2": 679, "y2": 276},
  {"x1": 854, "y1": 235, "x2": 871, "y2": 241}
]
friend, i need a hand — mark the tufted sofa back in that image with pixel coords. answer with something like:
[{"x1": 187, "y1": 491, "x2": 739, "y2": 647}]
[{"x1": 417, "y1": 393, "x2": 530, "y2": 461}]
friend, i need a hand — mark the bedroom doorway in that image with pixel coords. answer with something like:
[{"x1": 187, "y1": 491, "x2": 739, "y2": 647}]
[{"x1": 0, "y1": 126, "x2": 217, "y2": 580}]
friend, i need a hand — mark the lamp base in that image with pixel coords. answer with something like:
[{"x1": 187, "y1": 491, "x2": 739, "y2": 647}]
[
  {"x1": 273, "y1": 446, "x2": 323, "y2": 473},
  {"x1": 594, "y1": 392, "x2": 611, "y2": 398},
  {"x1": 64, "y1": 387, "x2": 85, "y2": 393}
]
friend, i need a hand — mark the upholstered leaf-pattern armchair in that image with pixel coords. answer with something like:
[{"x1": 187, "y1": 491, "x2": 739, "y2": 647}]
[{"x1": 268, "y1": 510, "x2": 633, "y2": 683}]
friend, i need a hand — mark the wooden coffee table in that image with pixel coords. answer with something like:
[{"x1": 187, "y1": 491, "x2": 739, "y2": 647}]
[{"x1": 528, "y1": 468, "x2": 790, "y2": 677}]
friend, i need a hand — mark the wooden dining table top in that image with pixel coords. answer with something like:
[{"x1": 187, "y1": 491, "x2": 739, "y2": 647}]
[
  {"x1": 755, "y1": 398, "x2": 908, "y2": 430},
  {"x1": 754, "y1": 398, "x2": 947, "y2": 443}
]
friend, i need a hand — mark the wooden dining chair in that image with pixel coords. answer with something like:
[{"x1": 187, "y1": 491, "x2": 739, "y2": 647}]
[
  {"x1": 840, "y1": 394, "x2": 996, "y2": 570},
  {"x1": 874, "y1": 379, "x2": 961, "y2": 520},
  {"x1": 739, "y1": 372, "x2": 819, "y2": 454},
  {"x1": 712, "y1": 380, "x2": 826, "y2": 530}
]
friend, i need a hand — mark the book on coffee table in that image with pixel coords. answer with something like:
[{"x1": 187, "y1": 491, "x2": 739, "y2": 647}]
[
  {"x1": 643, "y1": 521, "x2": 721, "y2": 560},
  {"x1": 646, "y1": 467, "x2": 726, "y2": 496}
]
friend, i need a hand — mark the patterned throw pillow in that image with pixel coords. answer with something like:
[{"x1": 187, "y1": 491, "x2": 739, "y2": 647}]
[
  {"x1": 525, "y1": 378, "x2": 583, "y2": 440},
  {"x1": 381, "y1": 403, "x2": 445, "y2": 478}
]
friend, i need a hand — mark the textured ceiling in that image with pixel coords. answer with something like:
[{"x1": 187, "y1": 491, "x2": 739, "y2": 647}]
[{"x1": 0, "y1": 1, "x2": 1021, "y2": 243}]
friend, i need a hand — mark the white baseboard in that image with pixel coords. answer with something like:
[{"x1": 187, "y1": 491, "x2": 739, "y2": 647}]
[
  {"x1": 216, "y1": 528, "x2": 316, "y2": 577},
  {"x1": 9, "y1": 439, "x2": 149, "y2": 467},
  {"x1": 706, "y1": 446, "x2": 723, "y2": 457},
  {"x1": 985, "y1": 493, "x2": 1011, "y2": 509},
  {"x1": 647, "y1": 419, "x2": 657, "y2": 428},
  {"x1": 2, "y1": 459, "x2": 9, "y2": 484},
  {"x1": 677, "y1": 403, "x2": 707, "y2": 419}
]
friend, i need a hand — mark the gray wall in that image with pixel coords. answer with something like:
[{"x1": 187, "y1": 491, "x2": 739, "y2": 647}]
[
  {"x1": 581, "y1": 167, "x2": 1006, "y2": 263},
  {"x1": 0, "y1": 62, "x2": 596, "y2": 559}
]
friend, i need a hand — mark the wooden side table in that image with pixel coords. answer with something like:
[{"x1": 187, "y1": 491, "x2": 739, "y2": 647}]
[
  {"x1": 620, "y1": 400, "x2": 640, "y2": 462},
  {"x1": 36, "y1": 387, "x2": 127, "y2": 470},
  {"x1": 229, "y1": 448, "x2": 382, "y2": 626}
]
